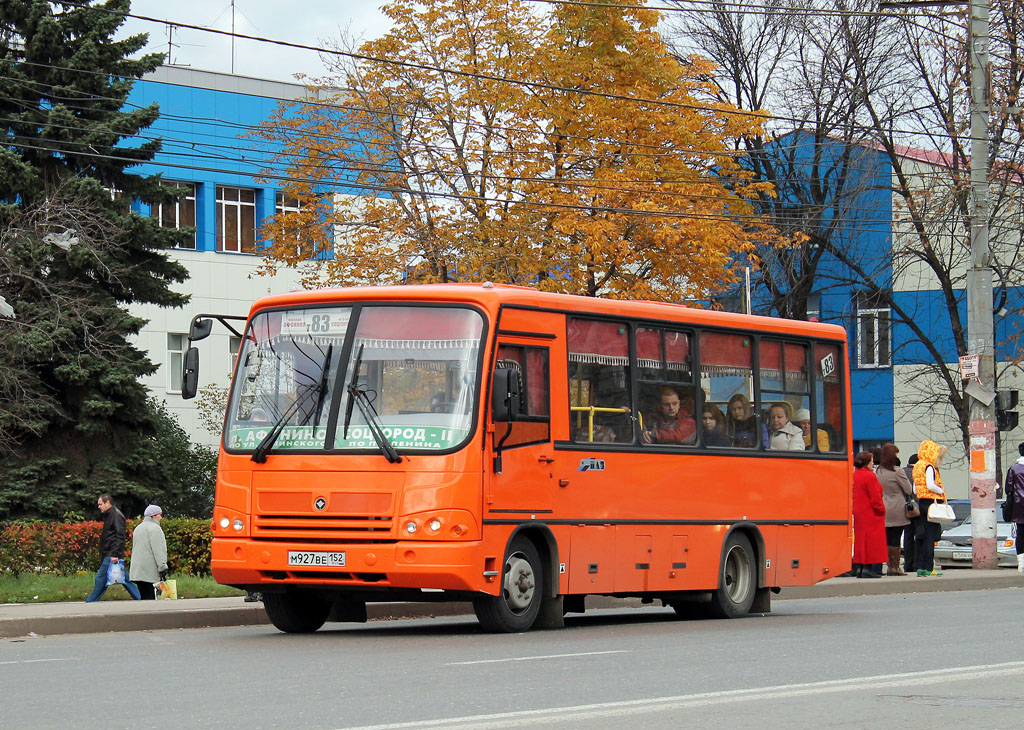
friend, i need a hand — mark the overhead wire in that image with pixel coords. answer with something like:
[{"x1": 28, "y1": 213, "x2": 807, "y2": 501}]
[{"x1": 1, "y1": 3, "x2": 1011, "y2": 231}]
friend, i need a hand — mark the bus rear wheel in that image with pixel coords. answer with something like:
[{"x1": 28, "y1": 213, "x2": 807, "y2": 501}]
[
  {"x1": 473, "y1": 537, "x2": 542, "y2": 633},
  {"x1": 263, "y1": 589, "x2": 331, "y2": 633},
  {"x1": 708, "y1": 532, "x2": 756, "y2": 619}
]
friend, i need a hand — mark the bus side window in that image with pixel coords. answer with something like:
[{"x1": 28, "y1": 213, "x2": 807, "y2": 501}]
[
  {"x1": 815, "y1": 342, "x2": 846, "y2": 453},
  {"x1": 568, "y1": 319, "x2": 633, "y2": 443},
  {"x1": 699, "y1": 331, "x2": 757, "y2": 448},
  {"x1": 495, "y1": 344, "x2": 550, "y2": 447}
]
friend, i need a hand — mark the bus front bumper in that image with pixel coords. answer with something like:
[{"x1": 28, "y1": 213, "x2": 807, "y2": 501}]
[{"x1": 211, "y1": 538, "x2": 484, "y2": 592}]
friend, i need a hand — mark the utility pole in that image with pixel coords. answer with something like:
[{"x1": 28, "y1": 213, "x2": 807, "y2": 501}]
[
  {"x1": 965, "y1": 0, "x2": 998, "y2": 569},
  {"x1": 880, "y1": 0, "x2": 997, "y2": 568}
]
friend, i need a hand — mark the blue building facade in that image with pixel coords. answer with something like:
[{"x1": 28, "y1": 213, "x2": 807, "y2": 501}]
[
  {"x1": 750, "y1": 134, "x2": 1024, "y2": 494},
  {"x1": 124, "y1": 67, "x2": 332, "y2": 444}
]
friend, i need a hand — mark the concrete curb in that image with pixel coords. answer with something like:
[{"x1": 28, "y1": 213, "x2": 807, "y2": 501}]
[{"x1": 2, "y1": 571, "x2": 1021, "y2": 639}]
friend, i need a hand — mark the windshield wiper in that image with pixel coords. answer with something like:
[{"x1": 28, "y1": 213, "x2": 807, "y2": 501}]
[
  {"x1": 251, "y1": 345, "x2": 334, "y2": 463},
  {"x1": 311, "y1": 343, "x2": 334, "y2": 423},
  {"x1": 348, "y1": 385, "x2": 402, "y2": 463},
  {"x1": 342, "y1": 343, "x2": 364, "y2": 439},
  {"x1": 342, "y1": 343, "x2": 401, "y2": 463}
]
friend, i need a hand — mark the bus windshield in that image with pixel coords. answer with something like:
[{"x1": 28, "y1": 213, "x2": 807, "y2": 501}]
[{"x1": 225, "y1": 305, "x2": 484, "y2": 454}]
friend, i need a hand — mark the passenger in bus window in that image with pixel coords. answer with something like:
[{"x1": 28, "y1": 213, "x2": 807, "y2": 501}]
[
  {"x1": 430, "y1": 391, "x2": 454, "y2": 413},
  {"x1": 574, "y1": 423, "x2": 618, "y2": 443},
  {"x1": 767, "y1": 402, "x2": 804, "y2": 451},
  {"x1": 700, "y1": 405, "x2": 731, "y2": 447},
  {"x1": 725, "y1": 393, "x2": 758, "y2": 448},
  {"x1": 641, "y1": 386, "x2": 696, "y2": 445},
  {"x1": 793, "y1": 408, "x2": 830, "y2": 451}
]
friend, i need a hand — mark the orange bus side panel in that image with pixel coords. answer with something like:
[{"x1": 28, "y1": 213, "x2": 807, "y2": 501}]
[{"x1": 568, "y1": 526, "x2": 616, "y2": 594}]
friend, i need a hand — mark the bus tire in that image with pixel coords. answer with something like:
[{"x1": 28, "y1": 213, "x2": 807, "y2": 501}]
[
  {"x1": 263, "y1": 589, "x2": 331, "y2": 633},
  {"x1": 708, "y1": 532, "x2": 756, "y2": 619},
  {"x1": 473, "y1": 537, "x2": 542, "y2": 633}
]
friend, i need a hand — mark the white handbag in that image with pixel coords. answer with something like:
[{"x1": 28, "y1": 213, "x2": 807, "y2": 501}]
[{"x1": 927, "y1": 499, "x2": 956, "y2": 525}]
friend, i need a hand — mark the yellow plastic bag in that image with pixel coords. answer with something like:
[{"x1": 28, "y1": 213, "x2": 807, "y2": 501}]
[{"x1": 156, "y1": 579, "x2": 177, "y2": 600}]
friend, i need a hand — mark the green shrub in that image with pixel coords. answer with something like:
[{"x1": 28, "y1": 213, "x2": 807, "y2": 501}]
[
  {"x1": 0, "y1": 521, "x2": 100, "y2": 577},
  {"x1": 0, "y1": 518, "x2": 212, "y2": 577}
]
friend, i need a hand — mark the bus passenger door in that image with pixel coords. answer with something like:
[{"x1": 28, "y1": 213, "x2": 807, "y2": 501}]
[{"x1": 486, "y1": 340, "x2": 555, "y2": 516}]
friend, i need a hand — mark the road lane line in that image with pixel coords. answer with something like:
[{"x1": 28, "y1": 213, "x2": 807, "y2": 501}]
[
  {"x1": 334, "y1": 660, "x2": 1024, "y2": 730},
  {"x1": 0, "y1": 658, "x2": 73, "y2": 665},
  {"x1": 445, "y1": 650, "x2": 631, "y2": 666}
]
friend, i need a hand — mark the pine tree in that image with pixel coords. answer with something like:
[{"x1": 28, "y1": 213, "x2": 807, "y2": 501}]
[{"x1": 0, "y1": 0, "x2": 191, "y2": 519}]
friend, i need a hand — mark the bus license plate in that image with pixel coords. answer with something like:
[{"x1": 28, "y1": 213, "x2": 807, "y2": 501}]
[
  {"x1": 287, "y1": 551, "x2": 346, "y2": 567},
  {"x1": 951, "y1": 551, "x2": 971, "y2": 560}
]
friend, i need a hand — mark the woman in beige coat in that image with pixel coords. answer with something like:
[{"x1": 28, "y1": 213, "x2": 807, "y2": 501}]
[
  {"x1": 877, "y1": 444, "x2": 914, "y2": 575},
  {"x1": 129, "y1": 505, "x2": 168, "y2": 600}
]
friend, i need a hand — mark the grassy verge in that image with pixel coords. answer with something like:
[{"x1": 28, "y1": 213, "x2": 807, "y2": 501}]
[{"x1": 0, "y1": 573, "x2": 245, "y2": 603}]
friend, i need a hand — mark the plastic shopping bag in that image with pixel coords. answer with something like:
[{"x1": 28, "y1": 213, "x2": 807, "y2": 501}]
[
  {"x1": 156, "y1": 579, "x2": 178, "y2": 600},
  {"x1": 106, "y1": 560, "x2": 126, "y2": 586}
]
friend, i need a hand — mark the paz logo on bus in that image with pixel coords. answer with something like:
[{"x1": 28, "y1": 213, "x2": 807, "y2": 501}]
[
  {"x1": 313, "y1": 497, "x2": 327, "y2": 511},
  {"x1": 577, "y1": 458, "x2": 606, "y2": 472}
]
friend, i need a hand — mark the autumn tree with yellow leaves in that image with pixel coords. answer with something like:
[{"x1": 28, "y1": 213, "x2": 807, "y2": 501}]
[{"x1": 257, "y1": 0, "x2": 774, "y2": 301}]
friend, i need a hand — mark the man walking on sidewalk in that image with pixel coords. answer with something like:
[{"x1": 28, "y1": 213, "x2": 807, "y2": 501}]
[{"x1": 85, "y1": 494, "x2": 140, "y2": 602}]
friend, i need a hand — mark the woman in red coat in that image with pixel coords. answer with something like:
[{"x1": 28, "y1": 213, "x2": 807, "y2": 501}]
[{"x1": 853, "y1": 451, "x2": 888, "y2": 578}]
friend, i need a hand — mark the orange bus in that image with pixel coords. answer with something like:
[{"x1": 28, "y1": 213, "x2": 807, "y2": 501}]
[{"x1": 183, "y1": 283, "x2": 852, "y2": 633}]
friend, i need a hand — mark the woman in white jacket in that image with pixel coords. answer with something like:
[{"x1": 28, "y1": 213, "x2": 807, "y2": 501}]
[
  {"x1": 767, "y1": 403, "x2": 805, "y2": 451},
  {"x1": 129, "y1": 505, "x2": 168, "y2": 600}
]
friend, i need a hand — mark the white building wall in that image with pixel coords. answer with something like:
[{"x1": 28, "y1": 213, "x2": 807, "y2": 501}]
[{"x1": 131, "y1": 250, "x2": 304, "y2": 447}]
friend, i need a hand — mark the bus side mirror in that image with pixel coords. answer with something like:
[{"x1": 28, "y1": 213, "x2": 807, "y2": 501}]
[
  {"x1": 492, "y1": 368, "x2": 521, "y2": 422},
  {"x1": 189, "y1": 318, "x2": 213, "y2": 342},
  {"x1": 182, "y1": 347, "x2": 200, "y2": 400}
]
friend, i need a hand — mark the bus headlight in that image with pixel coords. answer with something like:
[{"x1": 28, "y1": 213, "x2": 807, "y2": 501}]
[
  {"x1": 428, "y1": 518, "x2": 442, "y2": 532},
  {"x1": 405, "y1": 521, "x2": 418, "y2": 534},
  {"x1": 219, "y1": 517, "x2": 230, "y2": 529},
  {"x1": 232, "y1": 519, "x2": 244, "y2": 531}
]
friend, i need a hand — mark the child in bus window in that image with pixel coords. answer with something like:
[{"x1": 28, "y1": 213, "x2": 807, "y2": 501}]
[
  {"x1": 725, "y1": 393, "x2": 758, "y2": 448},
  {"x1": 701, "y1": 405, "x2": 731, "y2": 447}
]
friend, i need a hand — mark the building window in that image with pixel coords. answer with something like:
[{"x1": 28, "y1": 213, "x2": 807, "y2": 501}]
[
  {"x1": 274, "y1": 191, "x2": 314, "y2": 258},
  {"x1": 807, "y1": 293, "x2": 821, "y2": 322},
  {"x1": 167, "y1": 333, "x2": 186, "y2": 392},
  {"x1": 216, "y1": 186, "x2": 257, "y2": 254},
  {"x1": 856, "y1": 291, "x2": 891, "y2": 368},
  {"x1": 106, "y1": 187, "x2": 131, "y2": 215},
  {"x1": 229, "y1": 335, "x2": 242, "y2": 376},
  {"x1": 152, "y1": 182, "x2": 197, "y2": 248}
]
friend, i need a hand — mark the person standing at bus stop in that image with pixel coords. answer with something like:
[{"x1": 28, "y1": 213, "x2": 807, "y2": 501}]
[
  {"x1": 85, "y1": 494, "x2": 141, "y2": 602},
  {"x1": 853, "y1": 452, "x2": 887, "y2": 578},
  {"x1": 1003, "y1": 442, "x2": 1024, "y2": 573},
  {"x1": 877, "y1": 443, "x2": 913, "y2": 575},
  {"x1": 912, "y1": 440, "x2": 947, "y2": 577},
  {"x1": 903, "y1": 454, "x2": 919, "y2": 572},
  {"x1": 129, "y1": 505, "x2": 168, "y2": 600}
]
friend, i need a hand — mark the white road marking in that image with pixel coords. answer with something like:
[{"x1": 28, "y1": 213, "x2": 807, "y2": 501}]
[
  {"x1": 445, "y1": 649, "x2": 631, "y2": 666},
  {"x1": 0, "y1": 658, "x2": 73, "y2": 666},
  {"x1": 335, "y1": 661, "x2": 1024, "y2": 730}
]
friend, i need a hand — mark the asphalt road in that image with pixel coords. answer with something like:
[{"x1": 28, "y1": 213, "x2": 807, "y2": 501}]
[{"x1": 3, "y1": 588, "x2": 1022, "y2": 730}]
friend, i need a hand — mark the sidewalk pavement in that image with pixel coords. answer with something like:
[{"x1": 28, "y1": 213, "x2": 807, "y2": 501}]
[{"x1": 2, "y1": 570, "x2": 1021, "y2": 639}]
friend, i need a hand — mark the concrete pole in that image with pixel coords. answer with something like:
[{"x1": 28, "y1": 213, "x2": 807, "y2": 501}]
[{"x1": 967, "y1": 0, "x2": 997, "y2": 569}]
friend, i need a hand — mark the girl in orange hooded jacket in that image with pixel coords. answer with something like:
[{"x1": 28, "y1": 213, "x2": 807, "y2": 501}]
[{"x1": 911, "y1": 440, "x2": 947, "y2": 576}]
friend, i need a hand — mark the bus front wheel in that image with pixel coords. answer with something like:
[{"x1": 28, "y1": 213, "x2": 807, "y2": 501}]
[
  {"x1": 263, "y1": 589, "x2": 331, "y2": 633},
  {"x1": 708, "y1": 532, "x2": 756, "y2": 619},
  {"x1": 474, "y1": 537, "x2": 542, "y2": 633}
]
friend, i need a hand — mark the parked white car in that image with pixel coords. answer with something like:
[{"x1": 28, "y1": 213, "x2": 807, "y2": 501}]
[{"x1": 934, "y1": 511, "x2": 1018, "y2": 568}]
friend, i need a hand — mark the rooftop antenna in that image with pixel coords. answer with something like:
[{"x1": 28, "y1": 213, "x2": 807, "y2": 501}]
[
  {"x1": 166, "y1": 23, "x2": 178, "y2": 65},
  {"x1": 230, "y1": 0, "x2": 236, "y2": 74}
]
